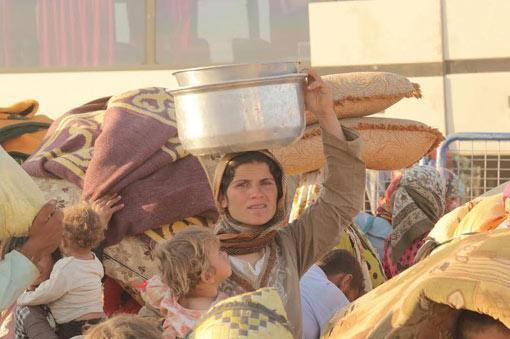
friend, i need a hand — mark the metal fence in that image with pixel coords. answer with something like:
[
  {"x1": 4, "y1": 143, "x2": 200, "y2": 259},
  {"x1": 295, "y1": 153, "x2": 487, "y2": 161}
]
[
  {"x1": 436, "y1": 133, "x2": 510, "y2": 203},
  {"x1": 363, "y1": 132, "x2": 510, "y2": 212}
]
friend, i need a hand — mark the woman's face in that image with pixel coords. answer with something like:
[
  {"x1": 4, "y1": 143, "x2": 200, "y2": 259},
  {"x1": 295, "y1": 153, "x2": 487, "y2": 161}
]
[{"x1": 220, "y1": 162, "x2": 278, "y2": 226}]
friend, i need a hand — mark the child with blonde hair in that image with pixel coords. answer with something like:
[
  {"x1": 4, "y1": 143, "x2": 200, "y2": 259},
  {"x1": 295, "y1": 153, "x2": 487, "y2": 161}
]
[
  {"x1": 139, "y1": 226, "x2": 231, "y2": 339},
  {"x1": 18, "y1": 202, "x2": 106, "y2": 339},
  {"x1": 83, "y1": 314, "x2": 162, "y2": 339}
]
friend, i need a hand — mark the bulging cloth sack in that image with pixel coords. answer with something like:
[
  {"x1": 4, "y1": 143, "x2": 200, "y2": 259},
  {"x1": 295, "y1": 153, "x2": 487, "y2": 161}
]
[
  {"x1": 187, "y1": 288, "x2": 293, "y2": 339},
  {"x1": 305, "y1": 72, "x2": 421, "y2": 125},
  {"x1": 322, "y1": 229, "x2": 510, "y2": 339},
  {"x1": 21, "y1": 87, "x2": 217, "y2": 246},
  {"x1": 0, "y1": 146, "x2": 46, "y2": 240},
  {"x1": 415, "y1": 190, "x2": 510, "y2": 262},
  {"x1": 272, "y1": 117, "x2": 444, "y2": 174}
]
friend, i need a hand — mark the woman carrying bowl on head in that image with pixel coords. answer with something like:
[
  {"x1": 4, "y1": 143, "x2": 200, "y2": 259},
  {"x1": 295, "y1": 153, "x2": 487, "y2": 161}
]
[{"x1": 212, "y1": 70, "x2": 366, "y2": 337}]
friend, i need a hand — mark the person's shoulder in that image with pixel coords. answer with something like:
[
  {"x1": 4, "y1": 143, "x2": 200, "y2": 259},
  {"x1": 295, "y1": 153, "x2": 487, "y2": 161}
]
[
  {"x1": 276, "y1": 220, "x2": 301, "y2": 239},
  {"x1": 45, "y1": 256, "x2": 77, "y2": 279},
  {"x1": 53, "y1": 256, "x2": 75, "y2": 270},
  {"x1": 90, "y1": 255, "x2": 105, "y2": 275},
  {"x1": 92, "y1": 254, "x2": 103, "y2": 267},
  {"x1": 301, "y1": 267, "x2": 345, "y2": 298},
  {"x1": 55, "y1": 256, "x2": 99, "y2": 271},
  {"x1": 301, "y1": 265, "x2": 323, "y2": 281},
  {"x1": 73, "y1": 254, "x2": 103, "y2": 269},
  {"x1": 300, "y1": 266, "x2": 332, "y2": 295},
  {"x1": 275, "y1": 226, "x2": 292, "y2": 243}
]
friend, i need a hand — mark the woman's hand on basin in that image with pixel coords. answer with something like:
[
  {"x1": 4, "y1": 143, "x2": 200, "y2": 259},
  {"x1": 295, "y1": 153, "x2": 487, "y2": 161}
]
[{"x1": 305, "y1": 69, "x2": 343, "y2": 140}]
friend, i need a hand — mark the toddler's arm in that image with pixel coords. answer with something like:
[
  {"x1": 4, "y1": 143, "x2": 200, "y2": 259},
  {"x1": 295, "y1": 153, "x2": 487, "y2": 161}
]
[{"x1": 17, "y1": 261, "x2": 69, "y2": 306}]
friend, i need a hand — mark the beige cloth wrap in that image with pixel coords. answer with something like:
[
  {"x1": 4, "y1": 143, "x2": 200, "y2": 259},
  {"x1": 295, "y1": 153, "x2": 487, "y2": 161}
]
[{"x1": 323, "y1": 229, "x2": 510, "y2": 339}]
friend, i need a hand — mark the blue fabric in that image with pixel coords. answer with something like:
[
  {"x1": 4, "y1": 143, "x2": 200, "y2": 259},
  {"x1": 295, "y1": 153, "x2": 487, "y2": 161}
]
[
  {"x1": 0, "y1": 250, "x2": 38, "y2": 311},
  {"x1": 300, "y1": 265, "x2": 350, "y2": 339},
  {"x1": 354, "y1": 212, "x2": 392, "y2": 260}
]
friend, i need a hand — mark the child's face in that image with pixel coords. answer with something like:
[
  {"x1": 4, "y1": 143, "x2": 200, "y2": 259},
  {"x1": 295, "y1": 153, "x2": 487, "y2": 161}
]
[{"x1": 207, "y1": 242, "x2": 232, "y2": 284}]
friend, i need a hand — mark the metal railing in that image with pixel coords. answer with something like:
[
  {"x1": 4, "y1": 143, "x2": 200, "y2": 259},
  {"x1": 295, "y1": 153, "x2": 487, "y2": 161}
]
[
  {"x1": 363, "y1": 133, "x2": 510, "y2": 212},
  {"x1": 436, "y1": 133, "x2": 510, "y2": 202}
]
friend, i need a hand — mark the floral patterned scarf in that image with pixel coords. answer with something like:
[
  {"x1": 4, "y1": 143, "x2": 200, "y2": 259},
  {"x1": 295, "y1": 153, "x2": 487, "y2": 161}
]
[{"x1": 388, "y1": 166, "x2": 446, "y2": 262}]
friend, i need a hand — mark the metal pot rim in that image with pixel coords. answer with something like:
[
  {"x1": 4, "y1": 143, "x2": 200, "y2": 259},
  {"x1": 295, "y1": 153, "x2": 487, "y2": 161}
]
[{"x1": 169, "y1": 73, "x2": 307, "y2": 96}]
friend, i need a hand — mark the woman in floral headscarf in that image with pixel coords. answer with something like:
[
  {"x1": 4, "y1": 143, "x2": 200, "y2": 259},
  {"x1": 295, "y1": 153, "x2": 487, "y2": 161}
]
[{"x1": 382, "y1": 166, "x2": 446, "y2": 278}]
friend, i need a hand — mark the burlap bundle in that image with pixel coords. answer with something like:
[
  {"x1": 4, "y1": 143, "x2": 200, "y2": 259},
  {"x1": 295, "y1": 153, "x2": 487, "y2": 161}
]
[
  {"x1": 272, "y1": 117, "x2": 443, "y2": 174},
  {"x1": 305, "y1": 72, "x2": 421, "y2": 125},
  {"x1": 187, "y1": 288, "x2": 293, "y2": 339}
]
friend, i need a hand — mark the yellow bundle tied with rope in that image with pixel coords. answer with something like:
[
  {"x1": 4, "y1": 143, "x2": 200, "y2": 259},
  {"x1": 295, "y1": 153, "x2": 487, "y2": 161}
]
[{"x1": 0, "y1": 146, "x2": 46, "y2": 240}]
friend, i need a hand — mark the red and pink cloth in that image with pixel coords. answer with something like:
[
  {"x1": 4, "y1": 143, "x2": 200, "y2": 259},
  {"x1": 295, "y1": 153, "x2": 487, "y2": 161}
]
[{"x1": 139, "y1": 275, "x2": 227, "y2": 339}]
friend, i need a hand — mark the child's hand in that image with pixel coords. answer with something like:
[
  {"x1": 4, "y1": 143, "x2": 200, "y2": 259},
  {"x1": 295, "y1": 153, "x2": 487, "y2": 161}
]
[{"x1": 90, "y1": 193, "x2": 124, "y2": 229}]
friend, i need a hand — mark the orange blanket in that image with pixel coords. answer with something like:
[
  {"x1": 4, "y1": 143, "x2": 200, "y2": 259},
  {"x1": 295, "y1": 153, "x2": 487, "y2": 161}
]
[{"x1": 0, "y1": 99, "x2": 52, "y2": 162}]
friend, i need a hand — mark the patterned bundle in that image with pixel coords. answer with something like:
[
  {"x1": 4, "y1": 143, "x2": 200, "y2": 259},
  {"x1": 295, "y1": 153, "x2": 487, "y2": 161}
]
[
  {"x1": 188, "y1": 288, "x2": 293, "y2": 339},
  {"x1": 23, "y1": 88, "x2": 217, "y2": 245}
]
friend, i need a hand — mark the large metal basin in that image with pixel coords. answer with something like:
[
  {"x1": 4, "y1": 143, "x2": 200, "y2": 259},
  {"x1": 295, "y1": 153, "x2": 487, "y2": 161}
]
[
  {"x1": 172, "y1": 62, "x2": 299, "y2": 87},
  {"x1": 170, "y1": 73, "x2": 307, "y2": 155}
]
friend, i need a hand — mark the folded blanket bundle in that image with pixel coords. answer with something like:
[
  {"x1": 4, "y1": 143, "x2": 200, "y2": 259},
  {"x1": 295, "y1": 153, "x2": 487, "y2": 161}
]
[
  {"x1": 23, "y1": 88, "x2": 218, "y2": 245},
  {"x1": 0, "y1": 99, "x2": 52, "y2": 163}
]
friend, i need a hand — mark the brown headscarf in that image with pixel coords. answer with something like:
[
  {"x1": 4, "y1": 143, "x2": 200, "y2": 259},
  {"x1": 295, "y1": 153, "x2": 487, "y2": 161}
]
[{"x1": 212, "y1": 150, "x2": 288, "y2": 256}]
